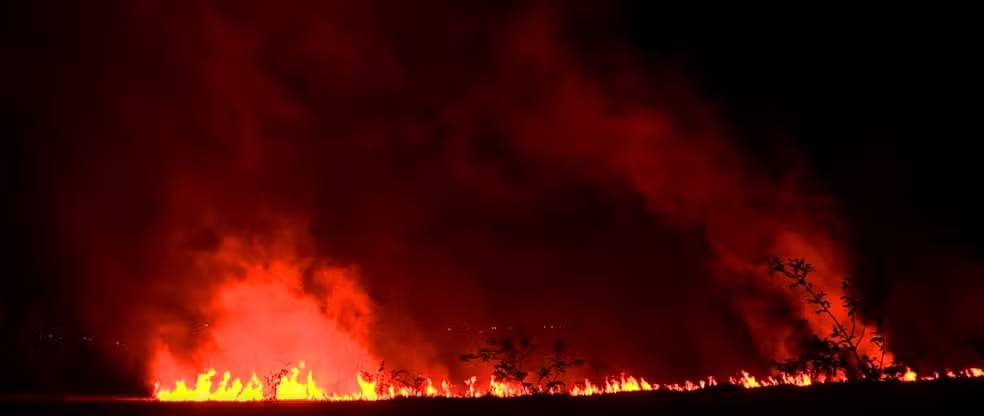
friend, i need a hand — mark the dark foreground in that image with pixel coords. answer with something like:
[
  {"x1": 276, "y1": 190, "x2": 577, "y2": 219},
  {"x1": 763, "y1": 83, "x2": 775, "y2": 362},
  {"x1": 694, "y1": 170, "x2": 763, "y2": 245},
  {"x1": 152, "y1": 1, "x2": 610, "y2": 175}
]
[{"x1": 2, "y1": 379, "x2": 981, "y2": 416}]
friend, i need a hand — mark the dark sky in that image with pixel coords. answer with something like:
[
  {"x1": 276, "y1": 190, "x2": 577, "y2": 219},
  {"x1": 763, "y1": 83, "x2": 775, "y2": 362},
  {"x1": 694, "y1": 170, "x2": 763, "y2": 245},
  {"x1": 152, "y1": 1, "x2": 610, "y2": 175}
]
[{"x1": 2, "y1": 1, "x2": 982, "y2": 396}]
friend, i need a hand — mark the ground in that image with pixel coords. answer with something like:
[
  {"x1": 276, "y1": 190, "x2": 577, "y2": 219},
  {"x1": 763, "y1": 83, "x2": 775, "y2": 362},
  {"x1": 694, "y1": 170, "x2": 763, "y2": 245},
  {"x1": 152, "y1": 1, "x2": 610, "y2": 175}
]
[{"x1": 1, "y1": 379, "x2": 981, "y2": 416}]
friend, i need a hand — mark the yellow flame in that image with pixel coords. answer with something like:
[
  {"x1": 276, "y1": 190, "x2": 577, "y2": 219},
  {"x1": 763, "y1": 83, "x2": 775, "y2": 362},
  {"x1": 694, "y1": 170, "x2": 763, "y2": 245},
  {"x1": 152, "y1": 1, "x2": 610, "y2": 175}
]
[{"x1": 154, "y1": 364, "x2": 984, "y2": 402}]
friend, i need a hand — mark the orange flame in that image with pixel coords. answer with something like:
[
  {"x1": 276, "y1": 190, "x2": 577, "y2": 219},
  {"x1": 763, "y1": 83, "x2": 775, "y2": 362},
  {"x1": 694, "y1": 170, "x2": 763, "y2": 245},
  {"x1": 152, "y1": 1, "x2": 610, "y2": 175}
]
[
  {"x1": 151, "y1": 226, "x2": 982, "y2": 403},
  {"x1": 154, "y1": 364, "x2": 984, "y2": 401}
]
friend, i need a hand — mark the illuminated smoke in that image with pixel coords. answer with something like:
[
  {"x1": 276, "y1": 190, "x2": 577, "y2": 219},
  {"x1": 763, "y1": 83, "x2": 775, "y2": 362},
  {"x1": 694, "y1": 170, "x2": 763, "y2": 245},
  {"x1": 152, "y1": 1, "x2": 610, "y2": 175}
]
[{"x1": 38, "y1": 0, "x2": 894, "y2": 389}]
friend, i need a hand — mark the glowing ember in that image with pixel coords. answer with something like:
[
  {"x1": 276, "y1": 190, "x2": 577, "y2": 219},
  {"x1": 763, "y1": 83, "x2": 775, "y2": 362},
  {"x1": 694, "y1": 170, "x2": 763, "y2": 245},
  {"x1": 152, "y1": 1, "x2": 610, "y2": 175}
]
[{"x1": 154, "y1": 365, "x2": 984, "y2": 401}]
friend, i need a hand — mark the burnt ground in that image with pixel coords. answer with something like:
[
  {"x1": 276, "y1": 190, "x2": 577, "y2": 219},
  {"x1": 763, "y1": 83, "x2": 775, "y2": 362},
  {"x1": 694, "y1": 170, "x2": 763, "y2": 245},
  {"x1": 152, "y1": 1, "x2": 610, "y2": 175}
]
[{"x1": 0, "y1": 379, "x2": 981, "y2": 416}]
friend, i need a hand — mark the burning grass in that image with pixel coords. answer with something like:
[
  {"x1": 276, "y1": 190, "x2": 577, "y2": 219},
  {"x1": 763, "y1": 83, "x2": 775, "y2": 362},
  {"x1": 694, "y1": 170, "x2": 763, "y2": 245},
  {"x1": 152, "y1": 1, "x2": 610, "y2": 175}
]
[
  {"x1": 153, "y1": 365, "x2": 983, "y2": 402},
  {"x1": 153, "y1": 256, "x2": 983, "y2": 402}
]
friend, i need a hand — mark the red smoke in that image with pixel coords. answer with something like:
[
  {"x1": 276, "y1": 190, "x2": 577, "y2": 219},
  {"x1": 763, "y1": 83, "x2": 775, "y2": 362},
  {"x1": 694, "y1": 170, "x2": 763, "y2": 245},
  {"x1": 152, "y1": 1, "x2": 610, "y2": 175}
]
[{"x1": 33, "y1": 0, "x2": 894, "y2": 390}]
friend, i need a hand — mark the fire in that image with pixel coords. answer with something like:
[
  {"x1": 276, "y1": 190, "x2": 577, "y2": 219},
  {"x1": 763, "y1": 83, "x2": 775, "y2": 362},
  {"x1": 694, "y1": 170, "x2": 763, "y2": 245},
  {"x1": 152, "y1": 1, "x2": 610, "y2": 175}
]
[
  {"x1": 149, "y1": 226, "x2": 984, "y2": 403},
  {"x1": 155, "y1": 364, "x2": 984, "y2": 401},
  {"x1": 155, "y1": 369, "x2": 264, "y2": 402}
]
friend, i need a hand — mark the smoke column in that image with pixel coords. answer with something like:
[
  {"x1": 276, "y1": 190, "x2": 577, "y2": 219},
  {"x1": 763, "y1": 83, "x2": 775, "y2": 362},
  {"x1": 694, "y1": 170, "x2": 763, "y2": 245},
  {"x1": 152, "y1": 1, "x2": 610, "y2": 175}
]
[{"x1": 24, "y1": 0, "x2": 915, "y2": 391}]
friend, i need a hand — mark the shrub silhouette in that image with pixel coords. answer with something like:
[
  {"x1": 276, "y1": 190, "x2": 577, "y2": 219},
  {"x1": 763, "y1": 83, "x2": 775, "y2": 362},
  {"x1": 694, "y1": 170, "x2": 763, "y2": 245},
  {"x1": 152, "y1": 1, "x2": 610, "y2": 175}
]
[
  {"x1": 768, "y1": 257, "x2": 908, "y2": 380},
  {"x1": 460, "y1": 327, "x2": 584, "y2": 394},
  {"x1": 359, "y1": 361, "x2": 430, "y2": 397},
  {"x1": 263, "y1": 364, "x2": 292, "y2": 399}
]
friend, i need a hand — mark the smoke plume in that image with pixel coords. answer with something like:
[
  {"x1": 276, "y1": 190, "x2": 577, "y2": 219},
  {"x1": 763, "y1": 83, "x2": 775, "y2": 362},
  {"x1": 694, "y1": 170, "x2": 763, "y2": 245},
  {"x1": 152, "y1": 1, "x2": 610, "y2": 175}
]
[{"x1": 20, "y1": 0, "x2": 971, "y2": 393}]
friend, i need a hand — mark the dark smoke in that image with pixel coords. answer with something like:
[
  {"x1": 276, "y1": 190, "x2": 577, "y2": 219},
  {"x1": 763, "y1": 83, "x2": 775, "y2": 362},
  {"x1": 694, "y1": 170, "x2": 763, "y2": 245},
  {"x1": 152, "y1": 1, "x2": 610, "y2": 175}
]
[{"x1": 5, "y1": 0, "x2": 982, "y2": 394}]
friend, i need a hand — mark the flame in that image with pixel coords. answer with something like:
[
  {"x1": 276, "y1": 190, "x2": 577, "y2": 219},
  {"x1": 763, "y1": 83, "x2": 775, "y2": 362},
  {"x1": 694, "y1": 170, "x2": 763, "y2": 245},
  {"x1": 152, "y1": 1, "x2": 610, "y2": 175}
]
[
  {"x1": 155, "y1": 364, "x2": 984, "y2": 401},
  {"x1": 148, "y1": 223, "x2": 978, "y2": 403}
]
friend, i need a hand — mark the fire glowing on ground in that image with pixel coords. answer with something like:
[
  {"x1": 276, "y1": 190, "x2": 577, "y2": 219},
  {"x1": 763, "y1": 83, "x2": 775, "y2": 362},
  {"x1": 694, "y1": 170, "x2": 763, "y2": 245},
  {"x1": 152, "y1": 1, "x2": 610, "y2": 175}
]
[{"x1": 154, "y1": 364, "x2": 984, "y2": 402}]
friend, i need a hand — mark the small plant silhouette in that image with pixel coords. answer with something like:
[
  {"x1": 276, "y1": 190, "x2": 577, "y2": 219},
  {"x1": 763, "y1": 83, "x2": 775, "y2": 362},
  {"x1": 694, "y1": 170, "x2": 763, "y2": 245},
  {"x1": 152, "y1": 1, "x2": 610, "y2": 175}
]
[
  {"x1": 386, "y1": 367, "x2": 429, "y2": 393},
  {"x1": 359, "y1": 361, "x2": 428, "y2": 396},
  {"x1": 460, "y1": 327, "x2": 584, "y2": 394},
  {"x1": 768, "y1": 257, "x2": 907, "y2": 380},
  {"x1": 263, "y1": 363, "x2": 292, "y2": 399},
  {"x1": 537, "y1": 338, "x2": 585, "y2": 392}
]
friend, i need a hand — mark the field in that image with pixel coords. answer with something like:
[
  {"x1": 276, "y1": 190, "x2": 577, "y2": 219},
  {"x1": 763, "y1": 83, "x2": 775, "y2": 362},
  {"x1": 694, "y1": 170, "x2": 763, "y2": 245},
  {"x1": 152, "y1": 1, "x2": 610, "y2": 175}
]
[{"x1": 2, "y1": 379, "x2": 980, "y2": 416}]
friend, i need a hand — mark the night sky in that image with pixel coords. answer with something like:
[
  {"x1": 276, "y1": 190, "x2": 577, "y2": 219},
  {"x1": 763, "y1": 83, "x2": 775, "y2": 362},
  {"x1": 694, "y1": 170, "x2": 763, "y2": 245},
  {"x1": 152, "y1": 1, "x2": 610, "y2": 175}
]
[{"x1": 2, "y1": 1, "x2": 982, "y2": 396}]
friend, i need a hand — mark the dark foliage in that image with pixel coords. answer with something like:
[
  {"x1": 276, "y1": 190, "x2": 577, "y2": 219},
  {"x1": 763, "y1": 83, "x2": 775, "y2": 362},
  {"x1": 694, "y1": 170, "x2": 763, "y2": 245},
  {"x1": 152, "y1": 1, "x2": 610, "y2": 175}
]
[
  {"x1": 460, "y1": 328, "x2": 584, "y2": 394},
  {"x1": 768, "y1": 257, "x2": 909, "y2": 380},
  {"x1": 359, "y1": 361, "x2": 431, "y2": 396},
  {"x1": 263, "y1": 364, "x2": 292, "y2": 399}
]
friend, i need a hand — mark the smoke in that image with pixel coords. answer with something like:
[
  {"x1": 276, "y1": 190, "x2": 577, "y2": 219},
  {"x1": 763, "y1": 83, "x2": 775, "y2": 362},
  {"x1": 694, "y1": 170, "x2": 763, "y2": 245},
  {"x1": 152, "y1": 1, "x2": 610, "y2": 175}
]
[
  {"x1": 23, "y1": 0, "x2": 970, "y2": 393},
  {"x1": 149, "y1": 220, "x2": 380, "y2": 393}
]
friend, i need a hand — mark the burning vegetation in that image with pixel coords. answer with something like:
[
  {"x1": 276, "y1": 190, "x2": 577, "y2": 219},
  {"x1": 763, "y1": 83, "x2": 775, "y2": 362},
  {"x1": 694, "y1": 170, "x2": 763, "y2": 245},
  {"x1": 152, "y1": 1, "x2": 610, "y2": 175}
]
[
  {"x1": 150, "y1": 252, "x2": 982, "y2": 402},
  {"x1": 16, "y1": 0, "x2": 983, "y2": 400},
  {"x1": 154, "y1": 365, "x2": 984, "y2": 402}
]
